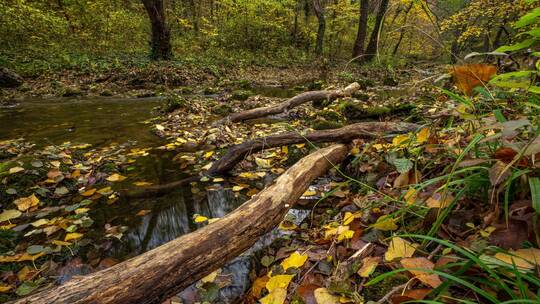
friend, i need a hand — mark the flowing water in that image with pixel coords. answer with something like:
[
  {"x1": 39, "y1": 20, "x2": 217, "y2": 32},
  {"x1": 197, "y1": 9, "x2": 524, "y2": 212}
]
[{"x1": 0, "y1": 88, "x2": 303, "y2": 302}]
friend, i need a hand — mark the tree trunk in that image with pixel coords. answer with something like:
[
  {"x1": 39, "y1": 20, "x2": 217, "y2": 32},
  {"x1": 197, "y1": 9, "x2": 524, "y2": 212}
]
[
  {"x1": 392, "y1": 2, "x2": 413, "y2": 56},
  {"x1": 141, "y1": 0, "x2": 172, "y2": 60},
  {"x1": 216, "y1": 82, "x2": 361, "y2": 125},
  {"x1": 15, "y1": 145, "x2": 349, "y2": 304},
  {"x1": 313, "y1": 0, "x2": 326, "y2": 56},
  {"x1": 364, "y1": 0, "x2": 389, "y2": 62},
  {"x1": 126, "y1": 121, "x2": 419, "y2": 198},
  {"x1": 352, "y1": 0, "x2": 369, "y2": 60}
]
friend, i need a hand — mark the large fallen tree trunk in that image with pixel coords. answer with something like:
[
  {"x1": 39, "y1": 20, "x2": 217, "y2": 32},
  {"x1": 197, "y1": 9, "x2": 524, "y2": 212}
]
[
  {"x1": 16, "y1": 144, "x2": 349, "y2": 304},
  {"x1": 127, "y1": 121, "x2": 418, "y2": 198},
  {"x1": 215, "y1": 82, "x2": 361, "y2": 124}
]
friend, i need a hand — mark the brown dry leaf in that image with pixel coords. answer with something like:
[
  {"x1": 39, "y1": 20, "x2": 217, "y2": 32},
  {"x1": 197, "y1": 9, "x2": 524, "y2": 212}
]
[
  {"x1": 81, "y1": 188, "x2": 97, "y2": 197},
  {"x1": 494, "y1": 248, "x2": 540, "y2": 270},
  {"x1": 106, "y1": 173, "x2": 127, "y2": 182},
  {"x1": 494, "y1": 147, "x2": 518, "y2": 163},
  {"x1": 393, "y1": 171, "x2": 410, "y2": 188},
  {"x1": 391, "y1": 289, "x2": 432, "y2": 304},
  {"x1": 297, "y1": 283, "x2": 320, "y2": 304},
  {"x1": 426, "y1": 192, "x2": 454, "y2": 209},
  {"x1": 250, "y1": 276, "x2": 270, "y2": 299},
  {"x1": 13, "y1": 194, "x2": 40, "y2": 211},
  {"x1": 489, "y1": 161, "x2": 510, "y2": 186},
  {"x1": 452, "y1": 64, "x2": 497, "y2": 96},
  {"x1": 136, "y1": 209, "x2": 151, "y2": 216},
  {"x1": 401, "y1": 257, "x2": 442, "y2": 288}
]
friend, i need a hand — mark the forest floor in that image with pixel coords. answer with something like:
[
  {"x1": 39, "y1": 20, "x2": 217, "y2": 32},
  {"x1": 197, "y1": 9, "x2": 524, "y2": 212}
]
[{"x1": 1, "y1": 61, "x2": 539, "y2": 303}]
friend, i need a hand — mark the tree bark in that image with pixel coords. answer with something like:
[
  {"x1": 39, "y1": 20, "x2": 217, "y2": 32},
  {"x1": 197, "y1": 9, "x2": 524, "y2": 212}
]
[
  {"x1": 352, "y1": 0, "x2": 370, "y2": 60},
  {"x1": 127, "y1": 121, "x2": 419, "y2": 198},
  {"x1": 215, "y1": 82, "x2": 361, "y2": 125},
  {"x1": 313, "y1": 0, "x2": 326, "y2": 56},
  {"x1": 15, "y1": 145, "x2": 349, "y2": 304},
  {"x1": 141, "y1": 0, "x2": 172, "y2": 60},
  {"x1": 392, "y1": 2, "x2": 413, "y2": 56},
  {"x1": 364, "y1": 0, "x2": 389, "y2": 62}
]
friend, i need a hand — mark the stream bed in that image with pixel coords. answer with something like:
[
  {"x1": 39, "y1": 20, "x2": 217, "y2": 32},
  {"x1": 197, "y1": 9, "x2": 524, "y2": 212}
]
[{"x1": 0, "y1": 90, "x2": 303, "y2": 302}]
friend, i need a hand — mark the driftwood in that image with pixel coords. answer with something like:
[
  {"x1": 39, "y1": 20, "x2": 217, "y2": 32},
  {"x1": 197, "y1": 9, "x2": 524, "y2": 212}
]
[
  {"x1": 127, "y1": 121, "x2": 419, "y2": 198},
  {"x1": 215, "y1": 82, "x2": 361, "y2": 124},
  {"x1": 16, "y1": 144, "x2": 349, "y2": 304}
]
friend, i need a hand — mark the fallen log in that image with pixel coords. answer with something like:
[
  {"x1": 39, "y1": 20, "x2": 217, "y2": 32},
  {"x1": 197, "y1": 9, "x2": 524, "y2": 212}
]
[
  {"x1": 215, "y1": 82, "x2": 361, "y2": 125},
  {"x1": 127, "y1": 121, "x2": 419, "y2": 198},
  {"x1": 16, "y1": 144, "x2": 349, "y2": 304}
]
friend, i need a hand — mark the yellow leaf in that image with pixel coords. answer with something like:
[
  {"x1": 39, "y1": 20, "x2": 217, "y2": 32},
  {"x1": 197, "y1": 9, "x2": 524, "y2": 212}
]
[
  {"x1": 81, "y1": 188, "x2": 96, "y2": 197},
  {"x1": 266, "y1": 274, "x2": 294, "y2": 292},
  {"x1": 9, "y1": 166, "x2": 24, "y2": 174},
  {"x1": 204, "y1": 151, "x2": 214, "y2": 159},
  {"x1": 255, "y1": 157, "x2": 273, "y2": 169},
  {"x1": 232, "y1": 185, "x2": 246, "y2": 192},
  {"x1": 201, "y1": 269, "x2": 221, "y2": 283},
  {"x1": 97, "y1": 187, "x2": 112, "y2": 195},
  {"x1": 337, "y1": 229, "x2": 354, "y2": 242},
  {"x1": 51, "y1": 240, "x2": 71, "y2": 246},
  {"x1": 494, "y1": 248, "x2": 540, "y2": 270},
  {"x1": 74, "y1": 208, "x2": 89, "y2": 214},
  {"x1": 404, "y1": 188, "x2": 418, "y2": 205},
  {"x1": 385, "y1": 237, "x2": 416, "y2": 262},
  {"x1": 0, "y1": 209, "x2": 22, "y2": 222},
  {"x1": 212, "y1": 178, "x2": 224, "y2": 182},
  {"x1": 426, "y1": 192, "x2": 454, "y2": 208},
  {"x1": 281, "y1": 251, "x2": 308, "y2": 271},
  {"x1": 134, "y1": 181, "x2": 153, "y2": 187},
  {"x1": 278, "y1": 220, "x2": 297, "y2": 231},
  {"x1": 343, "y1": 212, "x2": 362, "y2": 225},
  {"x1": 358, "y1": 256, "x2": 380, "y2": 277},
  {"x1": 0, "y1": 252, "x2": 44, "y2": 263},
  {"x1": 64, "y1": 232, "x2": 83, "y2": 242},
  {"x1": 155, "y1": 124, "x2": 165, "y2": 131},
  {"x1": 302, "y1": 189, "x2": 317, "y2": 196},
  {"x1": 13, "y1": 194, "x2": 40, "y2": 211},
  {"x1": 31, "y1": 218, "x2": 49, "y2": 227},
  {"x1": 314, "y1": 287, "x2": 340, "y2": 304},
  {"x1": 0, "y1": 284, "x2": 12, "y2": 293},
  {"x1": 371, "y1": 215, "x2": 398, "y2": 231},
  {"x1": 416, "y1": 128, "x2": 430, "y2": 143},
  {"x1": 260, "y1": 287, "x2": 286, "y2": 304},
  {"x1": 392, "y1": 134, "x2": 410, "y2": 147},
  {"x1": 106, "y1": 173, "x2": 127, "y2": 182},
  {"x1": 194, "y1": 215, "x2": 208, "y2": 223}
]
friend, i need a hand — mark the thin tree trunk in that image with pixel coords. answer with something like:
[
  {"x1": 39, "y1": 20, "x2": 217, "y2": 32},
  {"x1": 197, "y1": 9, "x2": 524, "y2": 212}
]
[
  {"x1": 352, "y1": 0, "x2": 370, "y2": 60},
  {"x1": 392, "y1": 2, "x2": 413, "y2": 56},
  {"x1": 141, "y1": 0, "x2": 172, "y2": 60},
  {"x1": 15, "y1": 145, "x2": 349, "y2": 304},
  {"x1": 313, "y1": 0, "x2": 326, "y2": 56},
  {"x1": 364, "y1": 0, "x2": 389, "y2": 62}
]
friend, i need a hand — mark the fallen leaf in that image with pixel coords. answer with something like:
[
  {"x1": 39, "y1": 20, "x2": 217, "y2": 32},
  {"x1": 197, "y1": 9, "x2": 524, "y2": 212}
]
[
  {"x1": 0, "y1": 284, "x2": 12, "y2": 293},
  {"x1": 266, "y1": 274, "x2": 294, "y2": 292},
  {"x1": 489, "y1": 161, "x2": 510, "y2": 186},
  {"x1": 260, "y1": 287, "x2": 287, "y2": 304},
  {"x1": 9, "y1": 166, "x2": 24, "y2": 174},
  {"x1": 194, "y1": 215, "x2": 208, "y2": 223},
  {"x1": 358, "y1": 256, "x2": 380, "y2": 277},
  {"x1": 64, "y1": 232, "x2": 83, "y2": 242},
  {"x1": 136, "y1": 209, "x2": 151, "y2": 216},
  {"x1": 281, "y1": 251, "x2": 308, "y2": 271},
  {"x1": 201, "y1": 269, "x2": 221, "y2": 283},
  {"x1": 133, "y1": 181, "x2": 153, "y2": 187},
  {"x1": 30, "y1": 219, "x2": 49, "y2": 227},
  {"x1": 426, "y1": 192, "x2": 454, "y2": 209},
  {"x1": 106, "y1": 173, "x2": 127, "y2": 182},
  {"x1": 371, "y1": 215, "x2": 398, "y2": 231},
  {"x1": 0, "y1": 209, "x2": 22, "y2": 222},
  {"x1": 400, "y1": 257, "x2": 442, "y2": 288},
  {"x1": 385, "y1": 237, "x2": 416, "y2": 261},
  {"x1": 416, "y1": 128, "x2": 430, "y2": 143},
  {"x1": 81, "y1": 188, "x2": 96, "y2": 197},
  {"x1": 250, "y1": 275, "x2": 269, "y2": 299},
  {"x1": 13, "y1": 194, "x2": 40, "y2": 211},
  {"x1": 314, "y1": 287, "x2": 339, "y2": 304}
]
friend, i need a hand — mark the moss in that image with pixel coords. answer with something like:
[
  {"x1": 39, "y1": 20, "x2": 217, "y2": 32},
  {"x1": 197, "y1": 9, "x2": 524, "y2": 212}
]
[
  {"x1": 352, "y1": 92, "x2": 370, "y2": 101},
  {"x1": 99, "y1": 89, "x2": 113, "y2": 96},
  {"x1": 203, "y1": 86, "x2": 219, "y2": 95},
  {"x1": 382, "y1": 75, "x2": 398, "y2": 86},
  {"x1": 231, "y1": 89, "x2": 253, "y2": 101},
  {"x1": 317, "y1": 109, "x2": 343, "y2": 121},
  {"x1": 161, "y1": 94, "x2": 187, "y2": 112},
  {"x1": 61, "y1": 86, "x2": 82, "y2": 97},
  {"x1": 362, "y1": 269, "x2": 409, "y2": 301},
  {"x1": 236, "y1": 79, "x2": 252, "y2": 89},
  {"x1": 308, "y1": 80, "x2": 324, "y2": 90},
  {"x1": 311, "y1": 118, "x2": 343, "y2": 130},
  {"x1": 357, "y1": 78, "x2": 375, "y2": 89},
  {"x1": 211, "y1": 104, "x2": 232, "y2": 115}
]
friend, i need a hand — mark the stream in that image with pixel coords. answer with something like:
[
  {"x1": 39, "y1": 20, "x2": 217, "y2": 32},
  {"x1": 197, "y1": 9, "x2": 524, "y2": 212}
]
[{"x1": 0, "y1": 88, "x2": 304, "y2": 302}]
